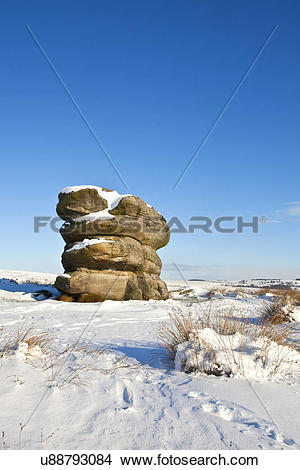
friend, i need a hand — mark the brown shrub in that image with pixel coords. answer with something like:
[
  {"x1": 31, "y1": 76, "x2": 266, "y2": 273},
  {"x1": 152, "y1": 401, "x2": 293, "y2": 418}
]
[
  {"x1": 0, "y1": 323, "x2": 51, "y2": 359},
  {"x1": 157, "y1": 308, "x2": 300, "y2": 377},
  {"x1": 25, "y1": 333, "x2": 50, "y2": 354},
  {"x1": 258, "y1": 288, "x2": 300, "y2": 304},
  {"x1": 261, "y1": 300, "x2": 295, "y2": 324},
  {"x1": 205, "y1": 287, "x2": 227, "y2": 299},
  {"x1": 178, "y1": 288, "x2": 193, "y2": 296}
]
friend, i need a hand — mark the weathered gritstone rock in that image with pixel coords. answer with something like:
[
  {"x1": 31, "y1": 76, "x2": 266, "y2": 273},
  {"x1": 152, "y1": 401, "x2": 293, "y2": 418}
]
[
  {"x1": 57, "y1": 189, "x2": 160, "y2": 220},
  {"x1": 55, "y1": 269, "x2": 169, "y2": 301},
  {"x1": 57, "y1": 187, "x2": 110, "y2": 220},
  {"x1": 62, "y1": 236, "x2": 144, "y2": 273},
  {"x1": 55, "y1": 185, "x2": 169, "y2": 301},
  {"x1": 62, "y1": 236, "x2": 162, "y2": 275},
  {"x1": 60, "y1": 215, "x2": 169, "y2": 250},
  {"x1": 142, "y1": 245, "x2": 162, "y2": 275}
]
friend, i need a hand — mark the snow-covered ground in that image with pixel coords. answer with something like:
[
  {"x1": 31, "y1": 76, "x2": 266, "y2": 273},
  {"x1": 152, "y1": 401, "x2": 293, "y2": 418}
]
[{"x1": 0, "y1": 270, "x2": 300, "y2": 450}]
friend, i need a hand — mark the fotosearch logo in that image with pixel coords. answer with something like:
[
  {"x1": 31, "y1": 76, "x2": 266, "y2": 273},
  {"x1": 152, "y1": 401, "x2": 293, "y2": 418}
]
[
  {"x1": 33, "y1": 215, "x2": 264, "y2": 234},
  {"x1": 168, "y1": 216, "x2": 262, "y2": 233}
]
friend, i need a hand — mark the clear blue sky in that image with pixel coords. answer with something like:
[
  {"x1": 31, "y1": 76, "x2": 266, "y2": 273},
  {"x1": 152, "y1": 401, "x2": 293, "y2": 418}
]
[{"x1": 1, "y1": 0, "x2": 299, "y2": 280}]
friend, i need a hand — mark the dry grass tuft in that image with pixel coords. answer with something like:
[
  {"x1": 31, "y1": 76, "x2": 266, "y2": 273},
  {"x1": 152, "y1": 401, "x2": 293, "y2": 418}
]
[
  {"x1": 229, "y1": 287, "x2": 256, "y2": 297},
  {"x1": 257, "y1": 288, "x2": 300, "y2": 324},
  {"x1": 0, "y1": 323, "x2": 130, "y2": 388},
  {"x1": 0, "y1": 323, "x2": 53, "y2": 367},
  {"x1": 0, "y1": 323, "x2": 37, "y2": 358},
  {"x1": 258, "y1": 289, "x2": 300, "y2": 324},
  {"x1": 261, "y1": 300, "x2": 295, "y2": 325},
  {"x1": 157, "y1": 310, "x2": 199, "y2": 358},
  {"x1": 258, "y1": 288, "x2": 300, "y2": 304},
  {"x1": 24, "y1": 332, "x2": 51, "y2": 355},
  {"x1": 42, "y1": 342, "x2": 130, "y2": 388},
  {"x1": 178, "y1": 288, "x2": 193, "y2": 296},
  {"x1": 158, "y1": 308, "x2": 300, "y2": 378},
  {"x1": 205, "y1": 287, "x2": 227, "y2": 299}
]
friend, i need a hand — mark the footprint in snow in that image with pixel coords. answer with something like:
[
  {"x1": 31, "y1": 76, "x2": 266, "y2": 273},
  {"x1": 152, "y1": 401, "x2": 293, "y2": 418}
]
[
  {"x1": 115, "y1": 381, "x2": 134, "y2": 411},
  {"x1": 122, "y1": 386, "x2": 133, "y2": 408},
  {"x1": 186, "y1": 391, "x2": 299, "y2": 449}
]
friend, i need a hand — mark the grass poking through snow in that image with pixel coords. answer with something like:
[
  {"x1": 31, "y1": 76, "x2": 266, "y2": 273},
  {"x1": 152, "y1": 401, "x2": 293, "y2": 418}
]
[
  {"x1": 0, "y1": 321, "x2": 130, "y2": 388},
  {"x1": 158, "y1": 307, "x2": 300, "y2": 381}
]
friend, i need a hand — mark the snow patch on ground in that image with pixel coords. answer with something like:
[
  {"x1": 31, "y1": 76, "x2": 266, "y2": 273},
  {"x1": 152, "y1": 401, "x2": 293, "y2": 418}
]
[
  {"x1": 175, "y1": 327, "x2": 300, "y2": 382},
  {"x1": 0, "y1": 271, "x2": 300, "y2": 450}
]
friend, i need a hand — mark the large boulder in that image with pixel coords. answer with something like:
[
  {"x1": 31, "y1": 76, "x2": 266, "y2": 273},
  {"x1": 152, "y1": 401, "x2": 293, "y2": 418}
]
[
  {"x1": 58, "y1": 189, "x2": 162, "y2": 221},
  {"x1": 55, "y1": 185, "x2": 169, "y2": 301},
  {"x1": 60, "y1": 215, "x2": 170, "y2": 250},
  {"x1": 62, "y1": 236, "x2": 144, "y2": 272},
  {"x1": 55, "y1": 269, "x2": 169, "y2": 301},
  {"x1": 110, "y1": 195, "x2": 158, "y2": 217},
  {"x1": 57, "y1": 187, "x2": 109, "y2": 221},
  {"x1": 62, "y1": 236, "x2": 162, "y2": 276}
]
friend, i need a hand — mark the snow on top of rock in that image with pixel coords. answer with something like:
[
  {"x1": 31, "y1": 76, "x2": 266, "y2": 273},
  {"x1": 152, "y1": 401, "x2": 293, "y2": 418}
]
[
  {"x1": 61, "y1": 185, "x2": 101, "y2": 194},
  {"x1": 74, "y1": 210, "x2": 115, "y2": 222},
  {"x1": 61, "y1": 185, "x2": 131, "y2": 222},
  {"x1": 66, "y1": 238, "x2": 114, "y2": 253}
]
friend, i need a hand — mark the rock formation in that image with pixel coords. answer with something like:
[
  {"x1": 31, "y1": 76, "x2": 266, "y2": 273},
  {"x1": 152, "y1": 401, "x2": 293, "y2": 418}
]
[{"x1": 55, "y1": 186, "x2": 169, "y2": 301}]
